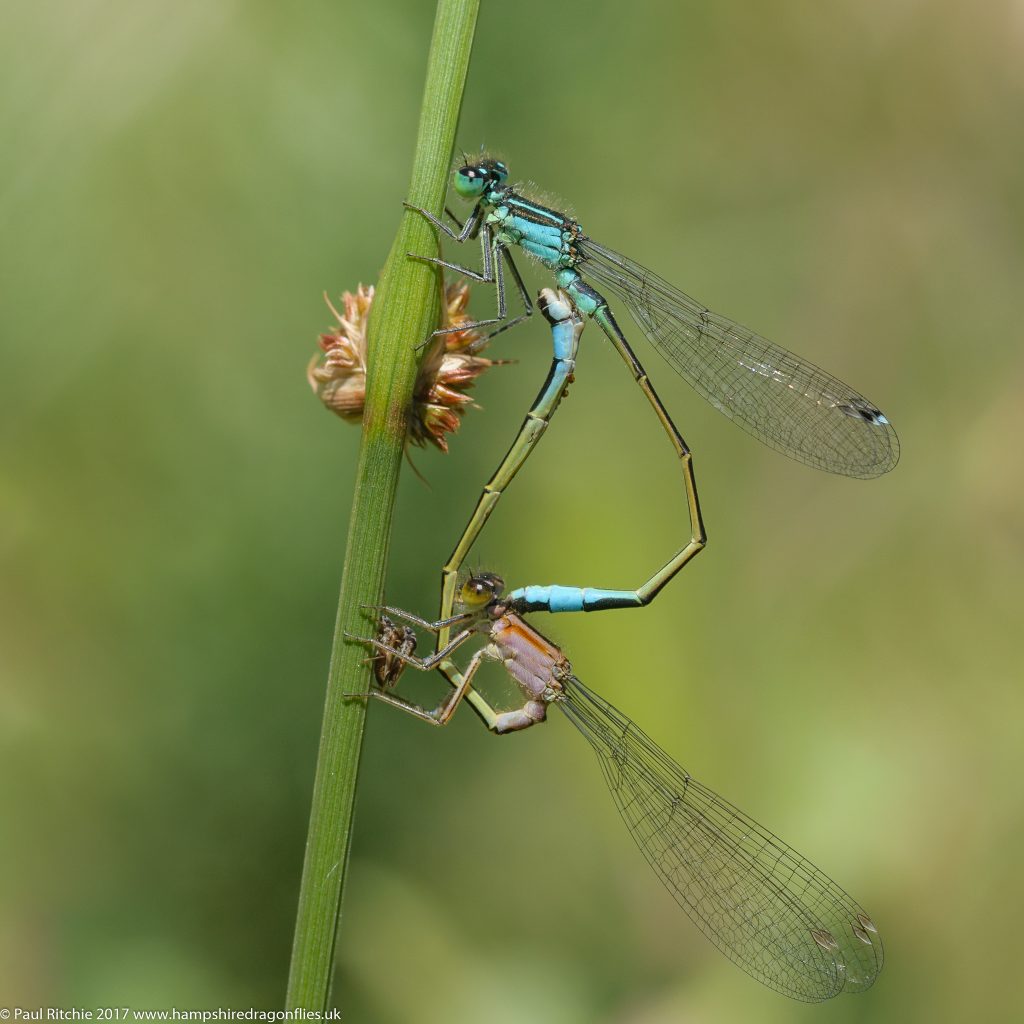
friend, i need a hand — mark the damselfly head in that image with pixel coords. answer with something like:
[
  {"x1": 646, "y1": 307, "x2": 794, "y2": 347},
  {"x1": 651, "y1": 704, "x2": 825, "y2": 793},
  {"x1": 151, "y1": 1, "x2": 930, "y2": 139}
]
[
  {"x1": 459, "y1": 572, "x2": 505, "y2": 609},
  {"x1": 453, "y1": 158, "x2": 508, "y2": 199}
]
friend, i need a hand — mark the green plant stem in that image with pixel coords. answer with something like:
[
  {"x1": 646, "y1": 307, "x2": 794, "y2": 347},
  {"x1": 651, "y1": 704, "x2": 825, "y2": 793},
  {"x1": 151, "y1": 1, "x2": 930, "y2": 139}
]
[{"x1": 285, "y1": 0, "x2": 480, "y2": 1009}]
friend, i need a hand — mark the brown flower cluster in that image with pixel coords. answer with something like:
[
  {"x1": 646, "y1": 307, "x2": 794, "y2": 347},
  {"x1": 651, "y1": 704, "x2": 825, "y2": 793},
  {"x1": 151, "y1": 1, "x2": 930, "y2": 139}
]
[{"x1": 307, "y1": 282, "x2": 502, "y2": 452}]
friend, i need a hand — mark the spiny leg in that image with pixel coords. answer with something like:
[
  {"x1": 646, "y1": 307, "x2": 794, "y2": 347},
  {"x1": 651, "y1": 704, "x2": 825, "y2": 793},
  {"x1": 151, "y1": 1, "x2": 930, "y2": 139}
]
[
  {"x1": 367, "y1": 650, "x2": 552, "y2": 734},
  {"x1": 366, "y1": 645, "x2": 492, "y2": 727},
  {"x1": 348, "y1": 626, "x2": 478, "y2": 674},
  {"x1": 353, "y1": 622, "x2": 533, "y2": 734},
  {"x1": 465, "y1": 248, "x2": 534, "y2": 348},
  {"x1": 406, "y1": 202, "x2": 533, "y2": 340},
  {"x1": 410, "y1": 229, "x2": 512, "y2": 337},
  {"x1": 411, "y1": 221, "x2": 495, "y2": 286},
  {"x1": 351, "y1": 609, "x2": 509, "y2": 731},
  {"x1": 439, "y1": 661, "x2": 506, "y2": 731},
  {"x1": 405, "y1": 203, "x2": 503, "y2": 333},
  {"x1": 361, "y1": 604, "x2": 472, "y2": 633},
  {"x1": 404, "y1": 199, "x2": 481, "y2": 243}
]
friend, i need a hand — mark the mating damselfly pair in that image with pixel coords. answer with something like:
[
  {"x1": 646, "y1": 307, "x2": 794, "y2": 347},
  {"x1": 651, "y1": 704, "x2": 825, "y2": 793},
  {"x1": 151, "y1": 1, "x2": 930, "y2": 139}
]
[{"x1": 346, "y1": 157, "x2": 895, "y2": 1001}]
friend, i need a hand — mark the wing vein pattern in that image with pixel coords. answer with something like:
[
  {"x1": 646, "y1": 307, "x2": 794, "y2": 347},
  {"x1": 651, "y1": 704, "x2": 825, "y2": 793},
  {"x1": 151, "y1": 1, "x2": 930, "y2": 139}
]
[
  {"x1": 578, "y1": 237, "x2": 899, "y2": 478},
  {"x1": 559, "y1": 677, "x2": 884, "y2": 1001}
]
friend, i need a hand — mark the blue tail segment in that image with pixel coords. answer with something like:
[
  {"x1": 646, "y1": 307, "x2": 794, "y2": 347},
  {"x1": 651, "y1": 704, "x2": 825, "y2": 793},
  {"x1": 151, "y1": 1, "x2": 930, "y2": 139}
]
[{"x1": 507, "y1": 585, "x2": 644, "y2": 613}]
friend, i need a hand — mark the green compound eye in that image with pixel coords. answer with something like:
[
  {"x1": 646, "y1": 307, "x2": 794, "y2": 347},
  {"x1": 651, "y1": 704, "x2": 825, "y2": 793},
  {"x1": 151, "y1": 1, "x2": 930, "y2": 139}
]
[{"x1": 454, "y1": 165, "x2": 487, "y2": 198}]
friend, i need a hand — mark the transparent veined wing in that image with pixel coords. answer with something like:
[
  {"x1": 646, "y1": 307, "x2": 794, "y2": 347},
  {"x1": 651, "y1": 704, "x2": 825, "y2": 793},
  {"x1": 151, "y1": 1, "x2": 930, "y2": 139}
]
[
  {"x1": 578, "y1": 237, "x2": 899, "y2": 478},
  {"x1": 559, "y1": 677, "x2": 884, "y2": 1001}
]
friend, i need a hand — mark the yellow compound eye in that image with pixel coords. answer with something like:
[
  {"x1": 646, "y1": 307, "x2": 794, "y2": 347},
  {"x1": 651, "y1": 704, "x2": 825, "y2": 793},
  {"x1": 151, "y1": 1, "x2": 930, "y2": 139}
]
[
  {"x1": 460, "y1": 586, "x2": 484, "y2": 608},
  {"x1": 459, "y1": 572, "x2": 505, "y2": 608},
  {"x1": 459, "y1": 579, "x2": 490, "y2": 608}
]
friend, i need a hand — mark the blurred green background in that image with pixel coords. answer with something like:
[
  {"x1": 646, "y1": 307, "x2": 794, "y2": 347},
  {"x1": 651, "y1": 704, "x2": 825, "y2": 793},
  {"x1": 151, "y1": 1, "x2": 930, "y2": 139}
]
[{"x1": 3, "y1": 0, "x2": 1022, "y2": 1020}]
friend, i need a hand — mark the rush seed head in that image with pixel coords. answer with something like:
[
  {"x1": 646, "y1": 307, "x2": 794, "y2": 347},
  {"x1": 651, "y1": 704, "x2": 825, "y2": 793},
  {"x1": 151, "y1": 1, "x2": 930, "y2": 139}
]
[{"x1": 308, "y1": 281, "x2": 504, "y2": 452}]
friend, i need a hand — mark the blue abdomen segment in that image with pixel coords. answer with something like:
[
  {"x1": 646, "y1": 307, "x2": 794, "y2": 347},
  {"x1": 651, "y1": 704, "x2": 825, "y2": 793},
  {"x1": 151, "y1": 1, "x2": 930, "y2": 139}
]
[
  {"x1": 508, "y1": 585, "x2": 644, "y2": 613},
  {"x1": 551, "y1": 319, "x2": 575, "y2": 361}
]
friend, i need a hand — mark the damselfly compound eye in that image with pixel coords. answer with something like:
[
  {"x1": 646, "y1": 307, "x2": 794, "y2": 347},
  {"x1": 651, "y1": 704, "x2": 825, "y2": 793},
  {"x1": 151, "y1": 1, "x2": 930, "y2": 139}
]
[{"x1": 453, "y1": 165, "x2": 488, "y2": 198}]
